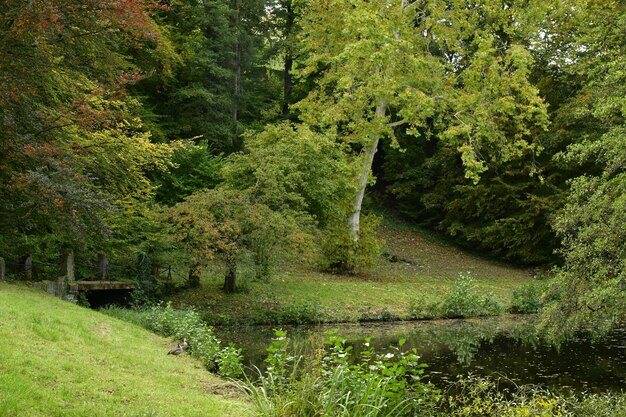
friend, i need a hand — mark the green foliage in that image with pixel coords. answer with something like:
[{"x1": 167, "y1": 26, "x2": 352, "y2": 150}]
[
  {"x1": 224, "y1": 122, "x2": 355, "y2": 227},
  {"x1": 244, "y1": 330, "x2": 439, "y2": 417},
  {"x1": 510, "y1": 284, "x2": 545, "y2": 314},
  {"x1": 135, "y1": 0, "x2": 281, "y2": 152},
  {"x1": 539, "y1": 0, "x2": 626, "y2": 341},
  {"x1": 358, "y1": 307, "x2": 399, "y2": 323},
  {"x1": 320, "y1": 214, "x2": 382, "y2": 275},
  {"x1": 382, "y1": 137, "x2": 562, "y2": 264},
  {"x1": 145, "y1": 302, "x2": 243, "y2": 378},
  {"x1": 153, "y1": 141, "x2": 224, "y2": 206},
  {"x1": 408, "y1": 296, "x2": 441, "y2": 321},
  {"x1": 167, "y1": 188, "x2": 310, "y2": 292},
  {"x1": 223, "y1": 122, "x2": 354, "y2": 279},
  {"x1": 439, "y1": 274, "x2": 504, "y2": 319},
  {"x1": 443, "y1": 375, "x2": 566, "y2": 417},
  {"x1": 443, "y1": 375, "x2": 626, "y2": 417},
  {"x1": 0, "y1": 0, "x2": 177, "y2": 262},
  {"x1": 217, "y1": 344, "x2": 245, "y2": 379}
]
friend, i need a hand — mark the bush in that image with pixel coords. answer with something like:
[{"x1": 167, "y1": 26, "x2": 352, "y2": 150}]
[
  {"x1": 217, "y1": 344, "x2": 245, "y2": 378},
  {"x1": 440, "y1": 274, "x2": 504, "y2": 318},
  {"x1": 510, "y1": 284, "x2": 545, "y2": 314},
  {"x1": 320, "y1": 214, "x2": 382, "y2": 275},
  {"x1": 408, "y1": 296, "x2": 441, "y2": 320}
]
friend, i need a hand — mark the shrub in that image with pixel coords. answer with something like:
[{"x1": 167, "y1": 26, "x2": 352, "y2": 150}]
[
  {"x1": 440, "y1": 274, "x2": 504, "y2": 318},
  {"x1": 358, "y1": 306, "x2": 400, "y2": 322},
  {"x1": 408, "y1": 296, "x2": 441, "y2": 320},
  {"x1": 510, "y1": 284, "x2": 545, "y2": 314},
  {"x1": 217, "y1": 344, "x2": 244, "y2": 378},
  {"x1": 320, "y1": 214, "x2": 382, "y2": 275},
  {"x1": 443, "y1": 375, "x2": 566, "y2": 416}
]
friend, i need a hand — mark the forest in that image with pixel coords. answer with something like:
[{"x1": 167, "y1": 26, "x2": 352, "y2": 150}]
[{"x1": 0, "y1": 0, "x2": 625, "y2": 416}]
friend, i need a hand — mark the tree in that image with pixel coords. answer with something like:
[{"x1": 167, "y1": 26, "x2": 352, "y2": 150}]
[
  {"x1": 134, "y1": 0, "x2": 280, "y2": 152},
  {"x1": 0, "y1": 0, "x2": 175, "y2": 262},
  {"x1": 295, "y1": 0, "x2": 549, "y2": 256},
  {"x1": 223, "y1": 122, "x2": 355, "y2": 277},
  {"x1": 540, "y1": 0, "x2": 626, "y2": 341},
  {"x1": 152, "y1": 141, "x2": 224, "y2": 206},
  {"x1": 167, "y1": 188, "x2": 308, "y2": 292},
  {"x1": 223, "y1": 122, "x2": 354, "y2": 226}
]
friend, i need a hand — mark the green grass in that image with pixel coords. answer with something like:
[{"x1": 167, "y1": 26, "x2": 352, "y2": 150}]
[
  {"x1": 0, "y1": 282, "x2": 252, "y2": 417},
  {"x1": 170, "y1": 220, "x2": 538, "y2": 324}
]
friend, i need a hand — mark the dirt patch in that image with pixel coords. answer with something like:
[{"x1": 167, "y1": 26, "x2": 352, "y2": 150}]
[
  {"x1": 91, "y1": 323, "x2": 112, "y2": 337},
  {"x1": 204, "y1": 382, "x2": 243, "y2": 399}
]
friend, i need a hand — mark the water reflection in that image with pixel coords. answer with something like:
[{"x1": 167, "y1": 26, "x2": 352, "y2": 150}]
[{"x1": 214, "y1": 316, "x2": 625, "y2": 394}]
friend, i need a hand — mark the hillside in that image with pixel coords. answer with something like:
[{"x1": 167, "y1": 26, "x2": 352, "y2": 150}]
[
  {"x1": 0, "y1": 283, "x2": 251, "y2": 417},
  {"x1": 170, "y1": 218, "x2": 537, "y2": 323}
]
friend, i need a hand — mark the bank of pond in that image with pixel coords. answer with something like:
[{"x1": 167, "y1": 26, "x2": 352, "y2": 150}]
[
  {"x1": 103, "y1": 302, "x2": 625, "y2": 416},
  {"x1": 214, "y1": 316, "x2": 625, "y2": 395}
]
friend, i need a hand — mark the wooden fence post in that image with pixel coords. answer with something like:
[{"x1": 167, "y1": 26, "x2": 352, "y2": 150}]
[
  {"x1": 97, "y1": 252, "x2": 108, "y2": 280},
  {"x1": 24, "y1": 255, "x2": 33, "y2": 280},
  {"x1": 0, "y1": 257, "x2": 5, "y2": 281}
]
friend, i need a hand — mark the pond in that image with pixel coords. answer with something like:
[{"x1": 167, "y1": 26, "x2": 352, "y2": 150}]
[{"x1": 215, "y1": 316, "x2": 626, "y2": 394}]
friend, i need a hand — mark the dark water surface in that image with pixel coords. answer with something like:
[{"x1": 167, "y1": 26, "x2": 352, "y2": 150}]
[{"x1": 215, "y1": 316, "x2": 625, "y2": 394}]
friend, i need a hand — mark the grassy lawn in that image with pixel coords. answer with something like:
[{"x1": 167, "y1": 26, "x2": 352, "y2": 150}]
[
  {"x1": 170, "y1": 220, "x2": 538, "y2": 323},
  {"x1": 0, "y1": 282, "x2": 251, "y2": 417}
]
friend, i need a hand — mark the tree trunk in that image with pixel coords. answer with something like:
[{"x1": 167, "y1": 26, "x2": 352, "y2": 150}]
[
  {"x1": 348, "y1": 100, "x2": 387, "y2": 242},
  {"x1": 232, "y1": 0, "x2": 241, "y2": 145},
  {"x1": 97, "y1": 252, "x2": 108, "y2": 280},
  {"x1": 0, "y1": 257, "x2": 5, "y2": 281},
  {"x1": 223, "y1": 255, "x2": 237, "y2": 293},
  {"x1": 187, "y1": 263, "x2": 201, "y2": 288},
  {"x1": 282, "y1": 0, "x2": 294, "y2": 118}
]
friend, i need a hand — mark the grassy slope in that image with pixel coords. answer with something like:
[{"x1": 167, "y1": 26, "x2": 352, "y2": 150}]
[
  {"x1": 0, "y1": 283, "x2": 251, "y2": 417},
  {"x1": 171, "y1": 219, "x2": 536, "y2": 322}
]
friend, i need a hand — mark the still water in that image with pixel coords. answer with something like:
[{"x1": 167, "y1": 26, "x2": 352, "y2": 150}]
[{"x1": 215, "y1": 316, "x2": 625, "y2": 394}]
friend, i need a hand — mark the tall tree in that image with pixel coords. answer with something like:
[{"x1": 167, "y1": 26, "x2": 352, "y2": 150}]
[
  {"x1": 540, "y1": 0, "x2": 626, "y2": 340},
  {"x1": 135, "y1": 0, "x2": 279, "y2": 152},
  {"x1": 0, "y1": 0, "x2": 174, "y2": 260},
  {"x1": 295, "y1": 0, "x2": 548, "y2": 254}
]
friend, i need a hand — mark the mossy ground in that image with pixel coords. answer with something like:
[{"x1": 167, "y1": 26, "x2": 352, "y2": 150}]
[{"x1": 0, "y1": 282, "x2": 251, "y2": 417}]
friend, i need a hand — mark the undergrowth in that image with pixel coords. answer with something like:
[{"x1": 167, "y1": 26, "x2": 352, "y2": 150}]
[
  {"x1": 409, "y1": 273, "x2": 504, "y2": 319},
  {"x1": 443, "y1": 375, "x2": 626, "y2": 417},
  {"x1": 510, "y1": 283, "x2": 546, "y2": 314}
]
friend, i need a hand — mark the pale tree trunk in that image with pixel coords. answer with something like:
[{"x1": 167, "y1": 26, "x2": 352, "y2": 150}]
[
  {"x1": 282, "y1": 0, "x2": 294, "y2": 118},
  {"x1": 232, "y1": 0, "x2": 241, "y2": 144},
  {"x1": 348, "y1": 100, "x2": 387, "y2": 242}
]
